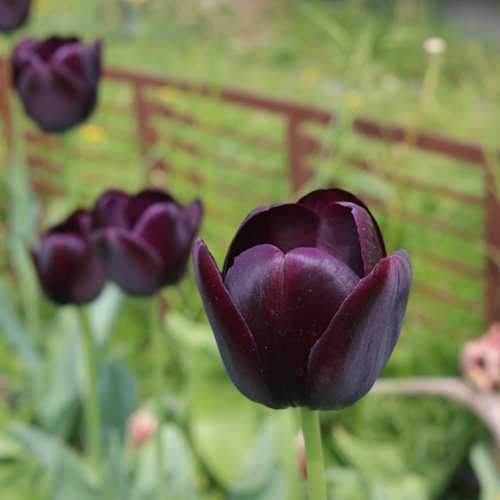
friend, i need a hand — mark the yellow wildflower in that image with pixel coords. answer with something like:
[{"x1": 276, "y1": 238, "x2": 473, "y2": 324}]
[
  {"x1": 158, "y1": 86, "x2": 178, "y2": 104},
  {"x1": 79, "y1": 124, "x2": 107, "y2": 143}
]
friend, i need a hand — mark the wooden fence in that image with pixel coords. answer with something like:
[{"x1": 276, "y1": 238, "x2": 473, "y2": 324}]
[{"x1": 0, "y1": 56, "x2": 498, "y2": 343}]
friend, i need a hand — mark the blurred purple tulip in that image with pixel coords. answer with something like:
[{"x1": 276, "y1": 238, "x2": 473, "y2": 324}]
[
  {"x1": 32, "y1": 210, "x2": 105, "y2": 305},
  {"x1": 0, "y1": 0, "x2": 31, "y2": 33},
  {"x1": 194, "y1": 188, "x2": 412, "y2": 410},
  {"x1": 92, "y1": 189, "x2": 203, "y2": 296},
  {"x1": 12, "y1": 36, "x2": 101, "y2": 132}
]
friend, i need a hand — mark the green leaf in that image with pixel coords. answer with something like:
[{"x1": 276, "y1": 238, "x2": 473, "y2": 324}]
[
  {"x1": 10, "y1": 423, "x2": 60, "y2": 472},
  {"x1": 99, "y1": 359, "x2": 136, "y2": 443},
  {"x1": 228, "y1": 413, "x2": 300, "y2": 500},
  {"x1": 52, "y1": 455, "x2": 98, "y2": 500},
  {"x1": 88, "y1": 284, "x2": 123, "y2": 349},
  {"x1": 332, "y1": 427, "x2": 429, "y2": 500},
  {"x1": 188, "y1": 377, "x2": 260, "y2": 486},
  {"x1": 0, "y1": 279, "x2": 40, "y2": 373},
  {"x1": 133, "y1": 423, "x2": 198, "y2": 500},
  {"x1": 32, "y1": 309, "x2": 82, "y2": 437},
  {"x1": 470, "y1": 441, "x2": 500, "y2": 500},
  {"x1": 101, "y1": 433, "x2": 133, "y2": 500},
  {"x1": 11, "y1": 423, "x2": 98, "y2": 500}
]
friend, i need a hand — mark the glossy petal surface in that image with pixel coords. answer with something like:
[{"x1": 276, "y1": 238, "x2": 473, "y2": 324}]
[
  {"x1": 307, "y1": 249, "x2": 412, "y2": 410},
  {"x1": 223, "y1": 204, "x2": 319, "y2": 275},
  {"x1": 225, "y1": 245, "x2": 359, "y2": 408},
  {"x1": 299, "y1": 188, "x2": 386, "y2": 255},
  {"x1": 193, "y1": 239, "x2": 276, "y2": 408}
]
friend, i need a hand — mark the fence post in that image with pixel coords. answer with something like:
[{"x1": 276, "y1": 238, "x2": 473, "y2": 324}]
[
  {"x1": 485, "y1": 167, "x2": 500, "y2": 324},
  {"x1": 287, "y1": 112, "x2": 314, "y2": 194},
  {"x1": 132, "y1": 79, "x2": 166, "y2": 182}
]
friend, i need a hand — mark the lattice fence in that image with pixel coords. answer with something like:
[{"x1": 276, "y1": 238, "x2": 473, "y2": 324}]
[{"x1": 0, "y1": 56, "x2": 498, "y2": 348}]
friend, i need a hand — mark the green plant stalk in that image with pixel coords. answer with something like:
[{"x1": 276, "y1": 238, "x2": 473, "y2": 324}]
[
  {"x1": 300, "y1": 408, "x2": 327, "y2": 500},
  {"x1": 385, "y1": 51, "x2": 442, "y2": 251},
  {"x1": 150, "y1": 297, "x2": 165, "y2": 500},
  {"x1": 78, "y1": 306, "x2": 102, "y2": 470}
]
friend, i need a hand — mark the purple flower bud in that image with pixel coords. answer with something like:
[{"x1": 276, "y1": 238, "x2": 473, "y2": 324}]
[
  {"x1": 0, "y1": 0, "x2": 31, "y2": 33},
  {"x1": 12, "y1": 36, "x2": 101, "y2": 132},
  {"x1": 92, "y1": 189, "x2": 203, "y2": 296},
  {"x1": 193, "y1": 189, "x2": 412, "y2": 410},
  {"x1": 32, "y1": 210, "x2": 105, "y2": 305}
]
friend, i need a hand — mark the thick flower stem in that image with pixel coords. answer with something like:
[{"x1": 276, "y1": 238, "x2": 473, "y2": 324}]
[
  {"x1": 78, "y1": 306, "x2": 101, "y2": 471},
  {"x1": 150, "y1": 297, "x2": 165, "y2": 500},
  {"x1": 300, "y1": 408, "x2": 327, "y2": 500}
]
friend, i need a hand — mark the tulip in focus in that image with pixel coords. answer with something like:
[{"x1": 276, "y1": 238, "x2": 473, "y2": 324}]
[
  {"x1": 461, "y1": 322, "x2": 500, "y2": 391},
  {"x1": 92, "y1": 189, "x2": 203, "y2": 296},
  {"x1": 194, "y1": 188, "x2": 412, "y2": 410},
  {"x1": 12, "y1": 36, "x2": 101, "y2": 132},
  {"x1": 32, "y1": 210, "x2": 105, "y2": 305},
  {"x1": 128, "y1": 409, "x2": 158, "y2": 447}
]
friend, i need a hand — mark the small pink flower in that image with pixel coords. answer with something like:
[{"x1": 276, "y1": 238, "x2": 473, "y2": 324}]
[
  {"x1": 294, "y1": 431, "x2": 307, "y2": 479},
  {"x1": 128, "y1": 409, "x2": 158, "y2": 447},
  {"x1": 461, "y1": 323, "x2": 500, "y2": 391}
]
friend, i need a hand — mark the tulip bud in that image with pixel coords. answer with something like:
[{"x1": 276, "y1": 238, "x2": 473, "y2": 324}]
[
  {"x1": 128, "y1": 409, "x2": 158, "y2": 447},
  {"x1": 32, "y1": 210, "x2": 105, "y2": 305},
  {"x1": 12, "y1": 36, "x2": 101, "y2": 133},
  {"x1": 194, "y1": 188, "x2": 412, "y2": 410},
  {"x1": 0, "y1": 0, "x2": 31, "y2": 33},
  {"x1": 294, "y1": 431, "x2": 307, "y2": 479},
  {"x1": 461, "y1": 323, "x2": 500, "y2": 391},
  {"x1": 92, "y1": 189, "x2": 203, "y2": 296}
]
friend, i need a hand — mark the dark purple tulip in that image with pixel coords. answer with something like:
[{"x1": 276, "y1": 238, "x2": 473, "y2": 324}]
[
  {"x1": 12, "y1": 36, "x2": 101, "y2": 132},
  {"x1": 92, "y1": 189, "x2": 203, "y2": 296},
  {"x1": 0, "y1": 0, "x2": 31, "y2": 33},
  {"x1": 193, "y1": 188, "x2": 412, "y2": 411},
  {"x1": 32, "y1": 210, "x2": 105, "y2": 305}
]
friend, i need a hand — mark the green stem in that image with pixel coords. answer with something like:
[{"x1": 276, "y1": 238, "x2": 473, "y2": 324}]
[
  {"x1": 150, "y1": 297, "x2": 165, "y2": 500},
  {"x1": 300, "y1": 408, "x2": 327, "y2": 500},
  {"x1": 78, "y1": 306, "x2": 101, "y2": 470}
]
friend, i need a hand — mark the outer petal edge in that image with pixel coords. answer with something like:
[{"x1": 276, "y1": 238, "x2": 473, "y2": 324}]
[
  {"x1": 193, "y1": 238, "x2": 278, "y2": 408},
  {"x1": 306, "y1": 249, "x2": 412, "y2": 410}
]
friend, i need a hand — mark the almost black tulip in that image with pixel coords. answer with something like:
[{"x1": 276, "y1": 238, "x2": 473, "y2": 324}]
[
  {"x1": 32, "y1": 210, "x2": 105, "y2": 305},
  {"x1": 193, "y1": 188, "x2": 412, "y2": 411},
  {"x1": 0, "y1": 0, "x2": 31, "y2": 33},
  {"x1": 92, "y1": 189, "x2": 203, "y2": 296},
  {"x1": 12, "y1": 36, "x2": 101, "y2": 132}
]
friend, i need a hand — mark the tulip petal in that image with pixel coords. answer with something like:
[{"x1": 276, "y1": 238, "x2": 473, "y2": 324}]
[
  {"x1": 92, "y1": 227, "x2": 163, "y2": 296},
  {"x1": 93, "y1": 189, "x2": 130, "y2": 228},
  {"x1": 223, "y1": 204, "x2": 319, "y2": 276},
  {"x1": 298, "y1": 188, "x2": 386, "y2": 255},
  {"x1": 33, "y1": 234, "x2": 104, "y2": 305},
  {"x1": 16, "y1": 67, "x2": 86, "y2": 132},
  {"x1": 193, "y1": 238, "x2": 277, "y2": 408},
  {"x1": 319, "y1": 202, "x2": 385, "y2": 277},
  {"x1": 164, "y1": 199, "x2": 203, "y2": 284},
  {"x1": 51, "y1": 40, "x2": 100, "y2": 86},
  {"x1": 315, "y1": 203, "x2": 365, "y2": 277},
  {"x1": 126, "y1": 189, "x2": 176, "y2": 228},
  {"x1": 133, "y1": 202, "x2": 176, "y2": 274},
  {"x1": 225, "y1": 245, "x2": 359, "y2": 408},
  {"x1": 307, "y1": 249, "x2": 412, "y2": 410}
]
